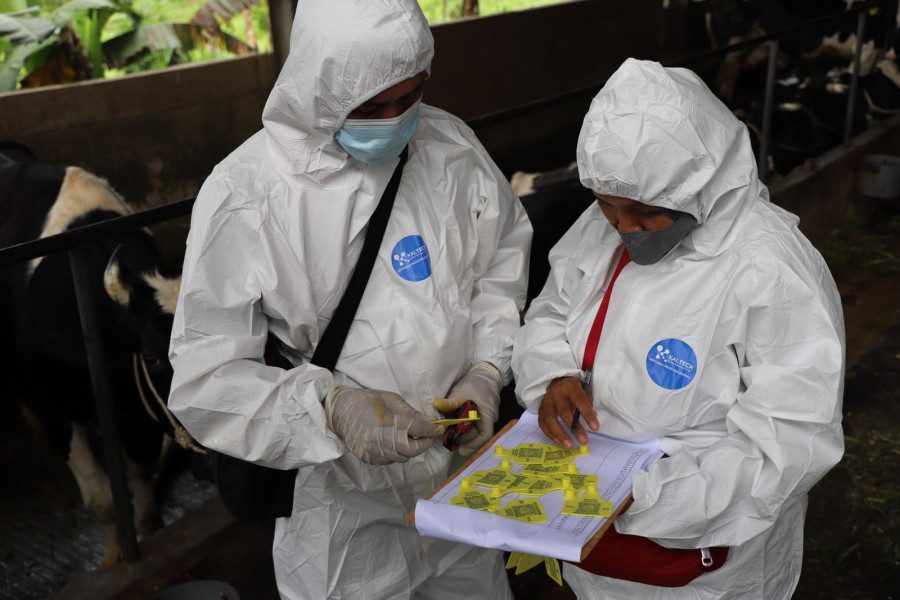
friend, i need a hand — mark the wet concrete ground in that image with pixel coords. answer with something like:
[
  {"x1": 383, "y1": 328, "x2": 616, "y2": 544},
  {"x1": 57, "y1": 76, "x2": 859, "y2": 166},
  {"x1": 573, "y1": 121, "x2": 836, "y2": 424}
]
[{"x1": 0, "y1": 414, "x2": 218, "y2": 600}]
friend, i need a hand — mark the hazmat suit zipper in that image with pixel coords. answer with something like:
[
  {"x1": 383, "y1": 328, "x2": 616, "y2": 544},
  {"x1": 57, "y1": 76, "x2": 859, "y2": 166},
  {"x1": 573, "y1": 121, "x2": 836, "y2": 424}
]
[{"x1": 701, "y1": 547, "x2": 713, "y2": 567}]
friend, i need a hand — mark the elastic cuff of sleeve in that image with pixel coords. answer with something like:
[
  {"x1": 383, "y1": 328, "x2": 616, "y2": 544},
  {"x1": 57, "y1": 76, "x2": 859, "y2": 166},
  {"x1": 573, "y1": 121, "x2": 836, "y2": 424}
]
[
  {"x1": 473, "y1": 361, "x2": 502, "y2": 385},
  {"x1": 543, "y1": 370, "x2": 583, "y2": 390},
  {"x1": 545, "y1": 373, "x2": 582, "y2": 392},
  {"x1": 323, "y1": 384, "x2": 345, "y2": 432}
]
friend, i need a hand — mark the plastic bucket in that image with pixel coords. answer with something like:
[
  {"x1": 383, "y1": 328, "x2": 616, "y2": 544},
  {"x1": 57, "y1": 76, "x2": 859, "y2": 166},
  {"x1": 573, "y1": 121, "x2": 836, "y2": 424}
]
[
  {"x1": 148, "y1": 580, "x2": 240, "y2": 600},
  {"x1": 855, "y1": 154, "x2": 900, "y2": 198}
]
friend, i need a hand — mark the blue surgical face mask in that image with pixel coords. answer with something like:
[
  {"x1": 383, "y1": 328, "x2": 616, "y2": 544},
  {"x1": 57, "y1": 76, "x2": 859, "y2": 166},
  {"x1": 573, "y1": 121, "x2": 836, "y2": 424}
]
[{"x1": 335, "y1": 100, "x2": 421, "y2": 165}]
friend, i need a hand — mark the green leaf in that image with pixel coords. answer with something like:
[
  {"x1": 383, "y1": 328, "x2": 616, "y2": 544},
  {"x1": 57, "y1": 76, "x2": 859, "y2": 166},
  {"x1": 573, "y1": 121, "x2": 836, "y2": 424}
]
[
  {"x1": 20, "y1": 37, "x2": 51, "y2": 72},
  {"x1": 0, "y1": 38, "x2": 35, "y2": 90},
  {"x1": 101, "y1": 9, "x2": 137, "y2": 41},
  {"x1": 103, "y1": 21, "x2": 251, "y2": 67},
  {"x1": 190, "y1": 0, "x2": 259, "y2": 30},
  {"x1": 48, "y1": 0, "x2": 117, "y2": 28},
  {"x1": 81, "y1": 9, "x2": 103, "y2": 78},
  {"x1": 0, "y1": 14, "x2": 55, "y2": 43},
  {"x1": 0, "y1": 0, "x2": 30, "y2": 14}
]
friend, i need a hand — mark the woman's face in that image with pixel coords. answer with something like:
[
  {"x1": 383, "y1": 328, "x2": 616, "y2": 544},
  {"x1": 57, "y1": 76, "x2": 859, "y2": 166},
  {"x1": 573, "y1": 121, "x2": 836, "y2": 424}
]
[
  {"x1": 348, "y1": 72, "x2": 427, "y2": 120},
  {"x1": 594, "y1": 193, "x2": 675, "y2": 232}
]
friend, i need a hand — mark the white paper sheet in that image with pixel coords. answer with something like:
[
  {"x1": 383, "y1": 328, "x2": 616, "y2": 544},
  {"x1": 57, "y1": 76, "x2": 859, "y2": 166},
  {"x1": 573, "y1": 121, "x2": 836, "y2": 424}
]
[{"x1": 415, "y1": 411, "x2": 663, "y2": 562}]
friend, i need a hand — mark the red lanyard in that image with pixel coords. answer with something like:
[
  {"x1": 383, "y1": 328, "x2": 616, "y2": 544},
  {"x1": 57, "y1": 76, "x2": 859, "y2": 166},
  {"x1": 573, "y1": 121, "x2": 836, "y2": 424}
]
[{"x1": 581, "y1": 249, "x2": 631, "y2": 372}]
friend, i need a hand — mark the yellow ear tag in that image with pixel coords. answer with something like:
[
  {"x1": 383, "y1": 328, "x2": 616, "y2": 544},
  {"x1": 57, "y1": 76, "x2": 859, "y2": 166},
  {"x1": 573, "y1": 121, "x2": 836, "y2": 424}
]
[
  {"x1": 545, "y1": 557, "x2": 564, "y2": 586},
  {"x1": 431, "y1": 410, "x2": 479, "y2": 425},
  {"x1": 561, "y1": 486, "x2": 614, "y2": 518},
  {"x1": 450, "y1": 489, "x2": 501, "y2": 511},
  {"x1": 520, "y1": 463, "x2": 570, "y2": 478},
  {"x1": 495, "y1": 443, "x2": 550, "y2": 464},
  {"x1": 518, "y1": 477, "x2": 565, "y2": 496},
  {"x1": 558, "y1": 473, "x2": 599, "y2": 492},
  {"x1": 496, "y1": 498, "x2": 548, "y2": 523},
  {"x1": 469, "y1": 467, "x2": 518, "y2": 491},
  {"x1": 543, "y1": 445, "x2": 587, "y2": 465},
  {"x1": 506, "y1": 551, "x2": 525, "y2": 570},
  {"x1": 507, "y1": 552, "x2": 564, "y2": 586},
  {"x1": 514, "y1": 553, "x2": 545, "y2": 574},
  {"x1": 504, "y1": 473, "x2": 540, "y2": 494}
]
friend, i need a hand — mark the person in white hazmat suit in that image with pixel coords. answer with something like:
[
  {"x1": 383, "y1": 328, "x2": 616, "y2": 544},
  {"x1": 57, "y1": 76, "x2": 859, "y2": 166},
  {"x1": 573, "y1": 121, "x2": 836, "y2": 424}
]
[
  {"x1": 167, "y1": 1, "x2": 530, "y2": 599},
  {"x1": 511, "y1": 59, "x2": 844, "y2": 599}
]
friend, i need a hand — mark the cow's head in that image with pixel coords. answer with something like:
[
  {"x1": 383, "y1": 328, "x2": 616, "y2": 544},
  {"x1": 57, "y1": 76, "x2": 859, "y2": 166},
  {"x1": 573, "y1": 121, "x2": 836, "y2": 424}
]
[{"x1": 104, "y1": 242, "x2": 181, "y2": 417}]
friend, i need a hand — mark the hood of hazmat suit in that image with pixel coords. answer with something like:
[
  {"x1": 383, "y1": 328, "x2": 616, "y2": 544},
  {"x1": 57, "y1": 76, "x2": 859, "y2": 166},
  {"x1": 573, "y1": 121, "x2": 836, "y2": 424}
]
[
  {"x1": 168, "y1": 1, "x2": 529, "y2": 598},
  {"x1": 512, "y1": 59, "x2": 844, "y2": 600}
]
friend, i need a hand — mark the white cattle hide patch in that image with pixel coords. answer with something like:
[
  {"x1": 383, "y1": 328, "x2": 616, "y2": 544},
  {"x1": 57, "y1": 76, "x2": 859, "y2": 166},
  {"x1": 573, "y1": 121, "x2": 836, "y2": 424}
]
[
  {"x1": 29, "y1": 167, "x2": 131, "y2": 277},
  {"x1": 143, "y1": 271, "x2": 182, "y2": 315}
]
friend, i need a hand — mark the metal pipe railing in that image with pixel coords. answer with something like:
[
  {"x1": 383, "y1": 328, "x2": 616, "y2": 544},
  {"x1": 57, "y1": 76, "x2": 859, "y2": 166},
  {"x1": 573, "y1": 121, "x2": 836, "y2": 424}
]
[
  {"x1": 69, "y1": 246, "x2": 140, "y2": 561},
  {"x1": 845, "y1": 9, "x2": 869, "y2": 144},
  {"x1": 0, "y1": 198, "x2": 194, "y2": 268},
  {"x1": 268, "y1": 0, "x2": 295, "y2": 74},
  {"x1": 759, "y1": 39, "x2": 780, "y2": 183}
]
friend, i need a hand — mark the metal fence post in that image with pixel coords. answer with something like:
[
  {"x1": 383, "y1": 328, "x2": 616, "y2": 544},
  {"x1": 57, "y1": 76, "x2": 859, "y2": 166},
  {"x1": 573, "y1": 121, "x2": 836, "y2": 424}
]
[
  {"x1": 268, "y1": 0, "x2": 295, "y2": 73},
  {"x1": 844, "y1": 9, "x2": 868, "y2": 144},
  {"x1": 759, "y1": 39, "x2": 780, "y2": 184},
  {"x1": 68, "y1": 245, "x2": 139, "y2": 562}
]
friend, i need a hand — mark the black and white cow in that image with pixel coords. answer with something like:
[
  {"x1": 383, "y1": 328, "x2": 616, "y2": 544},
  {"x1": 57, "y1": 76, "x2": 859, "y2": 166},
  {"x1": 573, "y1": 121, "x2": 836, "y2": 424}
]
[
  {"x1": 702, "y1": 0, "x2": 896, "y2": 98},
  {"x1": 0, "y1": 145, "x2": 185, "y2": 567},
  {"x1": 683, "y1": 0, "x2": 900, "y2": 176},
  {"x1": 863, "y1": 27, "x2": 900, "y2": 120}
]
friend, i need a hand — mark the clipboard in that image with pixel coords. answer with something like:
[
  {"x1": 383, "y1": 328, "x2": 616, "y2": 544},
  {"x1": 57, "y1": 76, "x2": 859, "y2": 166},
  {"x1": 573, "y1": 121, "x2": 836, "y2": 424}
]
[{"x1": 407, "y1": 417, "x2": 646, "y2": 562}]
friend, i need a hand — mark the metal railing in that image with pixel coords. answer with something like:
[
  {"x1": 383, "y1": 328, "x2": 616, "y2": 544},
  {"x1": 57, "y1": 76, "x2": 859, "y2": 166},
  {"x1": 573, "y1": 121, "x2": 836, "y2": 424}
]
[{"x1": 0, "y1": 0, "x2": 894, "y2": 563}]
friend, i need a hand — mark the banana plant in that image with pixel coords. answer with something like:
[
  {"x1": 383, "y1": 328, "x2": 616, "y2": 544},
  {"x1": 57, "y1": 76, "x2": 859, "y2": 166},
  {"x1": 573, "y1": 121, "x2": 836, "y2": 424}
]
[
  {"x1": 0, "y1": 1, "x2": 58, "y2": 90},
  {"x1": 0, "y1": 0, "x2": 262, "y2": 92},
  {"x1": 103, "y1": 0, "x2": 260, "y2": 70}
]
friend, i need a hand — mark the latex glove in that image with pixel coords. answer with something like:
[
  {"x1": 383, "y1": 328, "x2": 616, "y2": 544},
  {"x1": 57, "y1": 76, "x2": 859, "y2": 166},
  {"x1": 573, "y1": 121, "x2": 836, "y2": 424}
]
[
  {"x1": 434, "y1": 362, "x2": 502, "y2": 456},
  {"x1": 325, "y1": 385, "x2": 443, "y2": 465}
]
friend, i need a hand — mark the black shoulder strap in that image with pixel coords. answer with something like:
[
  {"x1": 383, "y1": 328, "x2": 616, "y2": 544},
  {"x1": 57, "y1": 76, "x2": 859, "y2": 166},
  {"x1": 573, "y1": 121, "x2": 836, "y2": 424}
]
[{"x1": 310, "y1": 146, "x2": 409, "y2": 371}]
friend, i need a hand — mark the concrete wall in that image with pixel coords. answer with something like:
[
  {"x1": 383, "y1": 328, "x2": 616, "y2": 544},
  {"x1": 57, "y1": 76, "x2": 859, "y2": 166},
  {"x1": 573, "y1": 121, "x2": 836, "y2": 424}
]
[
  {"x1": 768, "y1": 114, "x2": 900, "y2": 247},
  {"x1": 0, "y1": 55, "x2": 277, "y2": 210},
  {"x1": 429, "y1": 0, "x2": 666, "y2": 173}
]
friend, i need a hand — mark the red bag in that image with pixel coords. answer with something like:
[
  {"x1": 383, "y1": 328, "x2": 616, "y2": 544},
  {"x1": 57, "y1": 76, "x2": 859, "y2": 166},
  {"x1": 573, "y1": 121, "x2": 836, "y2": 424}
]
[{"x1": 569, "y1": 526, "x2": 729, "y2": 587}]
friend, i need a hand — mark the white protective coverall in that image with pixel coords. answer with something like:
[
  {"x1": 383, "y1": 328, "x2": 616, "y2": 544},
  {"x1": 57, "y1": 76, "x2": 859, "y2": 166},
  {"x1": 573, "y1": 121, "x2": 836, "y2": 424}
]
[
  {"x1": 512, "y1": 59, "x2": 845, "y2": 599},
  {"x1": 167, "y1": 1, "x2": 530, "y2": 599}
]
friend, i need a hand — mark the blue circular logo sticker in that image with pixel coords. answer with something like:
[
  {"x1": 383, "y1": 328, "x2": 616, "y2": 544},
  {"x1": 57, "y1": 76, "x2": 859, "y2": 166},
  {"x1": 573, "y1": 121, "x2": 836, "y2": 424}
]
[
  {"x1": 391, "y1": 235, "x2": 432, "y2": 282},
  {"x1": 646, "y1": 338, "x2": 698, "y2": 390}
]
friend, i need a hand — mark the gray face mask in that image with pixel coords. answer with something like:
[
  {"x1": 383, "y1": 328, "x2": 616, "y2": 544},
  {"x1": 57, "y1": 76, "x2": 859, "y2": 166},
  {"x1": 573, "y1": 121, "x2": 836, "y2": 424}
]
[{"x1": 618, "y1": 212, "x2": 699, "y2": 265}]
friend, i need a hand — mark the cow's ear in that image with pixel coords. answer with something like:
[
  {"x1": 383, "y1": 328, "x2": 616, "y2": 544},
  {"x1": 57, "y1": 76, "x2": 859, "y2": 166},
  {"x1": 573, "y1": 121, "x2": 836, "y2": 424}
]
[{"x1": 104, "y1": 244, "x2": 132, "y2": 307}]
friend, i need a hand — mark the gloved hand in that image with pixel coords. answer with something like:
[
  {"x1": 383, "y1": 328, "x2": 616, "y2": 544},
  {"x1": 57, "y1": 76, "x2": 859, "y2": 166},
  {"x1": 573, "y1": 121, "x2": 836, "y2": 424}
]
[
  {"x1": 434, "y1": 362, "x2": 502, "y2": 456},
  {"x1": 325, "y1": 385, "x2": 443, "y2": 465}
]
